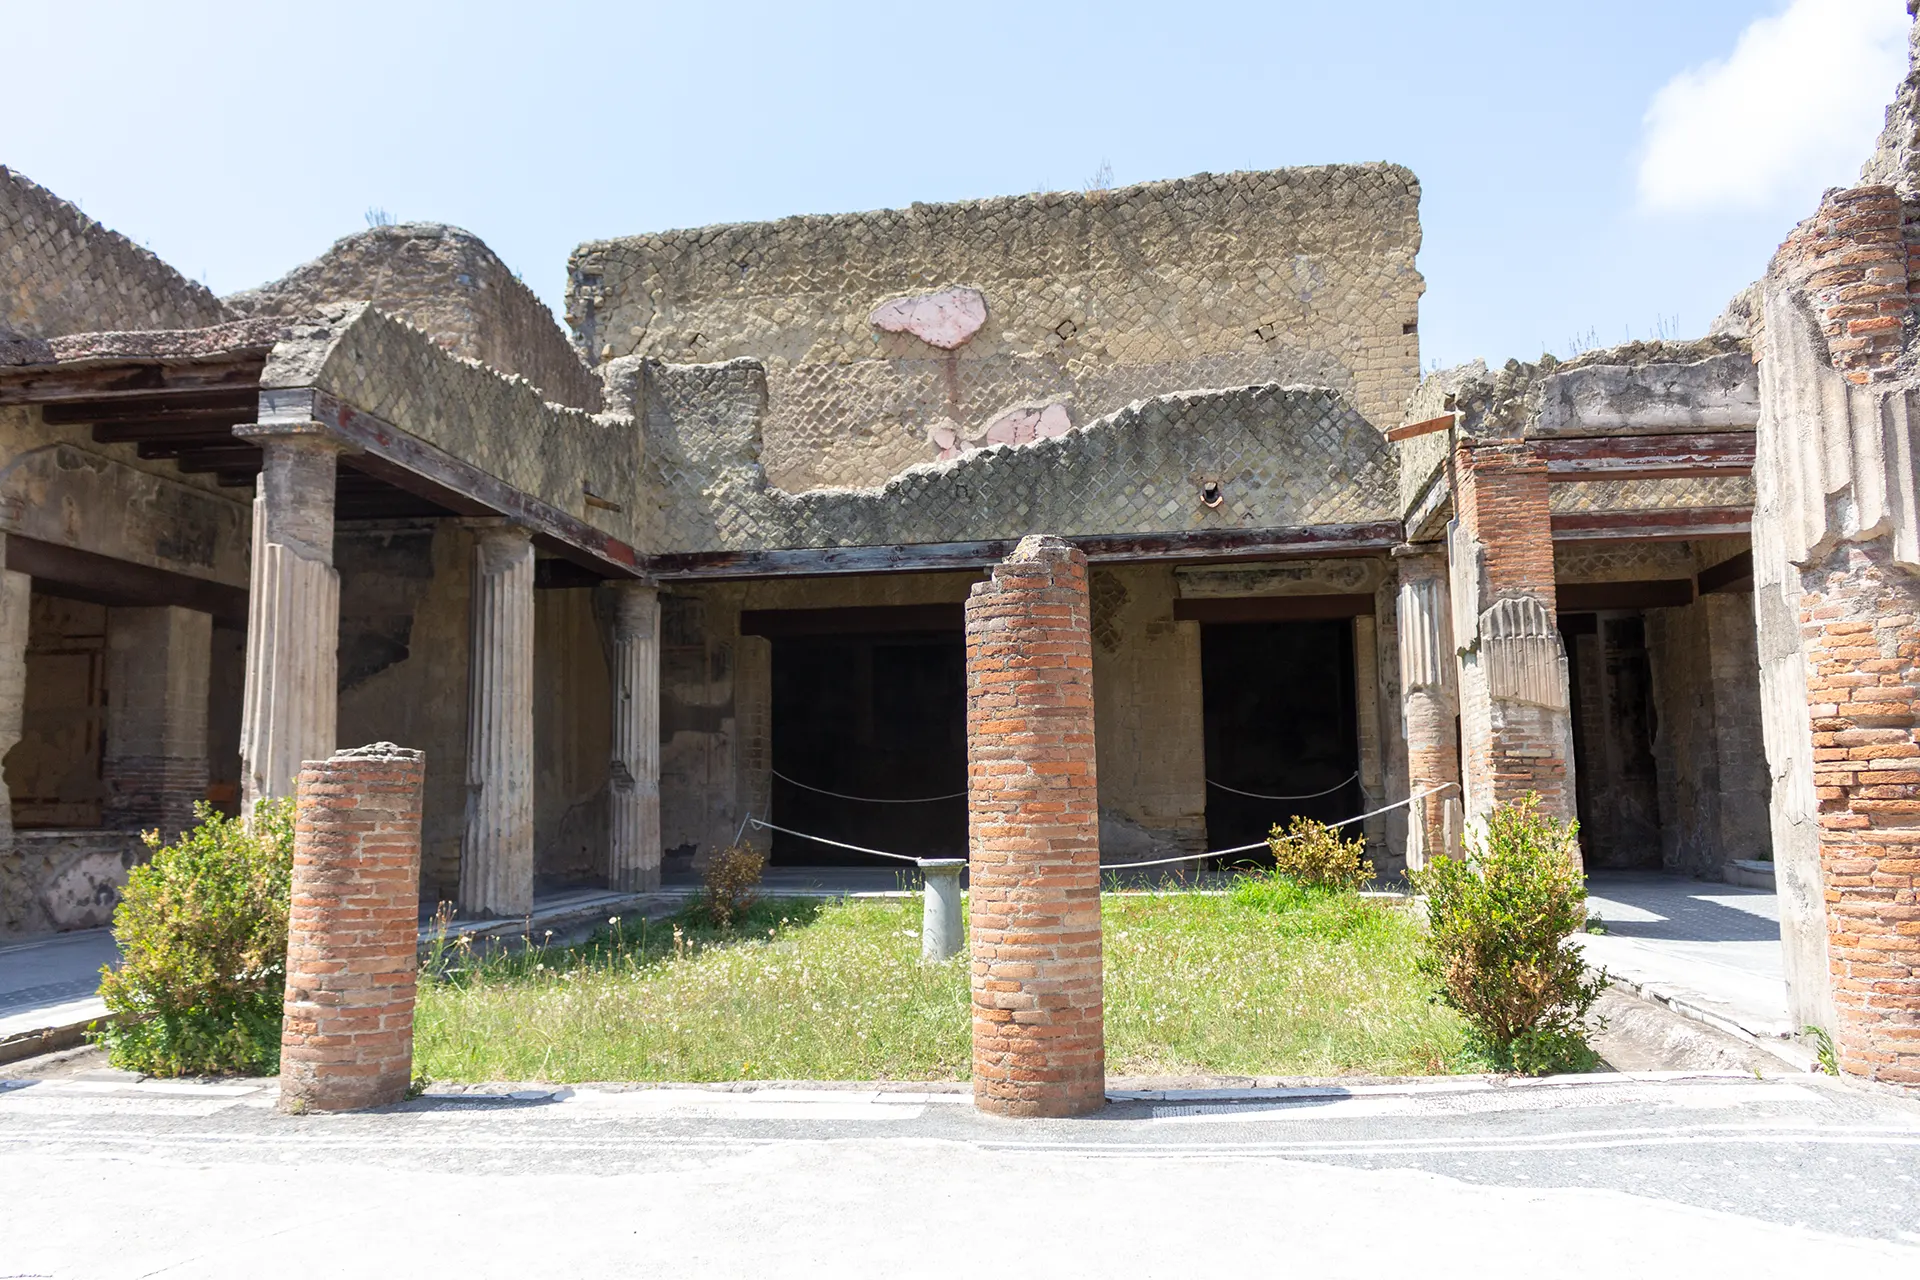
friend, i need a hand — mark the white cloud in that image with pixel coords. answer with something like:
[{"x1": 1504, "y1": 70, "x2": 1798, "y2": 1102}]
[{"x1": 1637, "y1": 0, "x2": 1910, "y2": 213}]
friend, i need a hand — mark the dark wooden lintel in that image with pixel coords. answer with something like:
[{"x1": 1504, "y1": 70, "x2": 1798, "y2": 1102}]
[
  {"x1": 44, "y1": 389, "x2": 259, "y2": 425},
  {"x1": 1551, "y1": 506, "x2": 1751, "y2": 542},
  {"x1": 648, "y1": 521, "x2": 1402, "y2": 582},
  {"x1": 1697, "y1": 549, "x2": 1755, "y2": 595},
  {"x1": 1173, "y1": 593, "x2": 1375, "y2": 623},
  {"x1": 1556, "y1": 579, "x2": 1696, "y2": 612},
  {"x1": 0, "y1": 358, "x2": 265, "y2": 406},
  {"x1": 1538, "y1": 432, "x2": 1755, "y2": 480},
  {"x1": 5, "y1": 533, "x2": 247, "y2": 624}
]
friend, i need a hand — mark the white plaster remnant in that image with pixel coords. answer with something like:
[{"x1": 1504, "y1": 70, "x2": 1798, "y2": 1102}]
[
  {"x1": 1397, "y1": 574, "x2": 1450, "y2": 693},
  {"x1": 1479, "y1": 598, "x2": 1569, "y2": 710},
  {"x1": 460, "y1": 523, "x2": 536, "y2": 917},
  {"x1": 869, "y1": 286, "x2": 987, "y2": 350}
]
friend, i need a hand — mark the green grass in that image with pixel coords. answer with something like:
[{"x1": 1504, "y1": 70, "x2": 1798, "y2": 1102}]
[{"x1": 412, "y1": 878, "x2": 1481, "y2": 1084}]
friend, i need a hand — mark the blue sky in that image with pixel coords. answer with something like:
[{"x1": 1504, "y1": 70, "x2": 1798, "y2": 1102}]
[{"x1": 2, "y1": 1, "x2": 1909, "y2": 374}]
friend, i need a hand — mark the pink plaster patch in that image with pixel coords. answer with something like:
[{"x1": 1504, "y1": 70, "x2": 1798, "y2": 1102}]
[
  {"x1": 982, "y1": 402, "x2": 1074, "y2": 447},
  {"x1": 870, "y1": 287, "x2": 988, "y2": 350}
]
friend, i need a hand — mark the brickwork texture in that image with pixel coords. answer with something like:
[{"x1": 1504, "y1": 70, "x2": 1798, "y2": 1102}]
[
  {"x1": 965, "y1": 536, "x2": 1104, "y2": 1117},
  {"x1": 279, "y1": 743, "x2": 426, "y2": 1113}
]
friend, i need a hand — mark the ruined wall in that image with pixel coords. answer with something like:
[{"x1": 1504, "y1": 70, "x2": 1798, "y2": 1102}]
[
  {"x1": 574, "y1": 167, "x2": 1424, "y2": 492},
  {"x1": 634, "y1": 361, "x2": 1399, "y2": 555},
  {"x1": 1, "y1": 166, "x2": 230, "y2": 343},
  {"x1": 0, "y1": 830, "x2": 143, "y2": 938},
  {"x1": 230, "y1": 224, "x2": 601, "y2": 411}
]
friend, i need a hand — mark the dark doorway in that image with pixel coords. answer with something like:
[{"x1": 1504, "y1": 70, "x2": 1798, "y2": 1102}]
[
  {"x1": 769, "y1": 630, "x2": 967, "y2": 865},
  {"x1": 1201, "y1": 620, "x2": 1361, "y2": 853},
  {"x1": 1563, "y1": 611, "x2": 1662, "y2": 868}
]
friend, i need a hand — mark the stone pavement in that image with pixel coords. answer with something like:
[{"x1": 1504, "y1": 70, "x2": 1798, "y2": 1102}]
[
  {"x1": 1581, "y1": 872, "x2": 1806, "y2": 1065},
  {"x1": 0, "y1": 1069, "x2": 1915, "y2": 1277},
  {"x1": 0, "y1": 928, "x2": 116, "y2": 1057}
]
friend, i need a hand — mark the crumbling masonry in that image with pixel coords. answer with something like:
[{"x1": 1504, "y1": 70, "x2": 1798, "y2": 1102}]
[{"x1": 7, "y1": 12, "x2": 1920, "y2": 1091}]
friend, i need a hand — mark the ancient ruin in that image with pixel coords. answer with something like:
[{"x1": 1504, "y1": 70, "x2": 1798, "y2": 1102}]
[{"x1": 5, "y1": 14, "x2": 1920, "y2": 1090}]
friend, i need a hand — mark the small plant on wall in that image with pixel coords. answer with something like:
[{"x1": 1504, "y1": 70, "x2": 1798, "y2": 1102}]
[
  {"x1": 91, "y1": 801, "x2": 295, "y2": 1076},
  {"x1": 1409, "y1": 796, "x2": 1607, "y2": 1075}
]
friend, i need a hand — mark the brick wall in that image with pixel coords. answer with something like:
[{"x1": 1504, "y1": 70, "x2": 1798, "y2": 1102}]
[
  {"x1": 1798, "y1": 543, "x2": 1920, "y2": 1086},
  {"x1": 1770, "y1": 185, "x2": 1911, "y2": 384},
  {"x1": 1453, "y1": 439, "x2": 1555, "y2": 606},
  {"x1": 279, "y1": 744, "x2": 426, "y2": 1113},
  {"x1": 965, "y1": 535, "x2": 1104, "y2": 1117}
]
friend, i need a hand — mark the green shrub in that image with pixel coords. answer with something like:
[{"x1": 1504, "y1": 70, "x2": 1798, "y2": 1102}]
[
  {"x1": 1409, "y1": 796, "x2": 1606, "y2": 1074},
  {"x1": 1264, "y1": 815, "x2": 1375, "y2": 893},
  {"x1": 701, "y1": 842, "x2": 767, "y2": 929},
  {"x1": 92, "y1": 801, "x2": 295, "y2": 1076}
]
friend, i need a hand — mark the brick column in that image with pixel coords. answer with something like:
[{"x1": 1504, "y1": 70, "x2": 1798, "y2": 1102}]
[
  {"x1": 965, "y1": 535, "x2": 1103, "y2": 1117},
  {"x1": 280, "y1": 743, "x2": 425, "y2": 1113},
  {"x1": 1449, "y1": 437, "x2": 1577, "y2": 838},
  {"x1": 1755, "y1": 181, "x2": 1920, "y2": 1085},
  {"x1": 103, "y1": 605, "x2": 212, "y2": 841},
  {"x1": 1395, "y1": 543, "x2": 1460, "y2": 868}
]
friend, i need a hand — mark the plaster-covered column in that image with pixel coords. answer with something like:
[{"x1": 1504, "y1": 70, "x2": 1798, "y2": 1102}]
[
  {"x1": 459, "y1": 522, "x2": 535, "y2": 917},
  {"x1": 1449, "y1": 437, "x2": 1577, "y2": 845},
  {"x1": 0, "y1": 540, "x2": 29, "y2": 856},
  {"x1": 602, "y1": 580, "x2": 661, "y2": 891},
  {"x1": 1395, "y1": 544, "x2": 1460, "y2": 869},
  {"x1": 236, "y1": 427, "x2": 342, "y2": 812},
  {"x1": 103, "y1": 606, "x2": 212, "y2": 841}
]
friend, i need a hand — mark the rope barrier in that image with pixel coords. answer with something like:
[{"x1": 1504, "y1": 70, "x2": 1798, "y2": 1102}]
[
  {"x1": 741, "y1": 783, "x2": 1461, "y2": 875},
  {"x1": 1204, "y1": 771, "x2": 1360, "y2": 801},
  {"x1": 770, "y1": 768, "x2": 967, "y2": 805}
]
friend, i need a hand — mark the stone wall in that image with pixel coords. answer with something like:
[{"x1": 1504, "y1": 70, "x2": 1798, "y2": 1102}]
[
  {"x1": 574, "y1": 167, "x2": 1424, "y2": 492},
  {"x1": 1, "y1": 166, "x2": 230, "y2": 343},
  {"x1": 635, "y1": 362, "x2": 1398, "y2": 555},
  {"x1": 230, "y1": 224, "x2": 601, "y2": 411},
  {"x1": 0, "y1": 829, "x2": 143, "y2": 938}
]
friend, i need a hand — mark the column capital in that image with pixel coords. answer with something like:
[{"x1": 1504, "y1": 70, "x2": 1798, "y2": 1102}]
[
  {"x1": 233, "y1": 419, "x2": 358, "y2": 455},
  {"x1": 459, "y1": 517, "x2": 535, "y2": 542}
]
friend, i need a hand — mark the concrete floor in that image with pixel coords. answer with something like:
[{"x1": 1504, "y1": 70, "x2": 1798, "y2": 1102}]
[{"x1": 0, "y1": 1070, "x2": 1915, "y2": 1277}]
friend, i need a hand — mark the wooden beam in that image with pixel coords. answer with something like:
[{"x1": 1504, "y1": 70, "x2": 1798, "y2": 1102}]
[
  {"x1": 1555, "y1": 579, "x2": 1696, "y2": 611},
  {"x1": 1537, "y1": 432, "x2": 1755, "y2": 481},
  {"x1": 1697, "y1": 549, "x2": 1754, "y2": 595},
  {"x1": 1551, "y1": 506, "x2": 1751, "y2": 542},
  {"x1": 1173, "y1": 593, "x2": 1375, "y2": 623},
  {"x1": 0, "y1": 357, "x2": 265, "y2": 406},
  {"x1": 175, "y1": 446, "x2": 263, "y2": 475},
  {"x1": 741, "y1": 603, "x2": 966, "y2": 636},
  {"x1": 1387, "y1": 413, "x2": 1454, "y2": 442},
  {"x1": 44, "y1": 389, "x2": 259, "y2": 425},
  {"x1": 648, "y1": 521, "x2": 1402, "y2": 582},
  {"x1": 5, "y1": 533, "x2": 247, "y2": 624}
]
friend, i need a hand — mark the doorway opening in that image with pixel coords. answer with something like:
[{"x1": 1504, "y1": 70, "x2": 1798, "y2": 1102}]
[
  {"x1": 1200, "y1": 619, "x2": 1361, "y2": 854},
  {"x1": 769, "y1": 628, "x2": 966, "y2": 865}
]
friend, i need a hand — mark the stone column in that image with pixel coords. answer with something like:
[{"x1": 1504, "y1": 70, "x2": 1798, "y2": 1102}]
[
  {"x1": 1449, "y1": 437, "x2": 1577, "y2": 842},
  {"x1": 1395, "y1": 544, "x2": 1460, "y2": 869},
  {"x1": 601, "y1": 580, "x2": 660, "y2": 892},
  {"x1": 103, "y1": 606, "x2": 212, "y2": 841},
  {"x1": 1755, "y1": 182, "x2": 1920, "y2": 1085},
  {"x1": 280, "y1": 743, "x2": 425, "y2": 1113},
  {"x1": 458, "y1": 521, "x2": 535, "y2": 918},
  {"x1": 965, "y1": 535, "x2": 1104, "y2": 1118},
  {"x1": 0, "y1": 539, "x2": 28, "y2": 857},
  {"x1": 236, "y1": 426, "x2": 342, "y2": 813}
]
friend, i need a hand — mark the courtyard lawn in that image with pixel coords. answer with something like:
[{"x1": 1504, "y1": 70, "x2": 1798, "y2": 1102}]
[{"x1": 412, "y1": 880, "x2": 1481, "y2": 1084}]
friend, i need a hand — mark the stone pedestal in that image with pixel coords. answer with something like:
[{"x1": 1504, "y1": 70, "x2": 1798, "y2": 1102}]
[
  {"x1": 280, "y1": 743, "x2": 426, "y2": 1113},
  {"x1": 458, "y1": 522, "x2": 535, "y2": 918},
  {"x1": 103, "y1": 605, "x2": 212, "y2": 841},
  {"x1": 1450, "y1": 438, "x2": 1577, "y2": 840},
  {"x1": 237, "y1": 427, "x2": 342, "y2": 812},
  {"x1": 965, "y1": 535, "x2": 1104, "y2": 1118},
  {"x1": 601, "y1": 580, "x2": 660, "y2": 892},
  {"x1": 1395, "y1": 544, "x2": 1460, "y2": 868}
]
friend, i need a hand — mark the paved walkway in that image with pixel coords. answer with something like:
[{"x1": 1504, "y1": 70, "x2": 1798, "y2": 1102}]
[
  {"x1": 0, "y1": 929, "x2": 116, "y2": 1046},
  {"x1": 1581, "y1": 872, "x2": 1800, "y2": 1060},
  {"x1": 0, "y1": 1071, "x2": 1914, "y2": 1276}
]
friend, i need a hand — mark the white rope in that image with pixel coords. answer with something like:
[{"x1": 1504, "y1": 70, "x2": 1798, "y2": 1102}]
[
  {"x1": 743, "y1": 783, "x2": 1460, "y2": 875},
  {"x1": 1205, "y1": 770, "x2": 1359, "y2": 801},
  {"x1": 747, "y1": 817, "x2": 929, "y2": 864},
  {"x1": 771, "y1": 768, "x2": 967, "y2": 805}
]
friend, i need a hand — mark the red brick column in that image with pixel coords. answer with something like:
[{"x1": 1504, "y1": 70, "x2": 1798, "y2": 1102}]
[
  {"x1": 1801, "y1": 544, "x2": 1920, "y2": 1085},
  {"x1": 965, "y1": 535, "x2": 1103, "y2": 1117},
  {"x1": 1451, "y1": 438, "x2": 1576, "y2": 832},
  {"x1": 279, "y1": 743, "x2": 426, "y2": 1113}
]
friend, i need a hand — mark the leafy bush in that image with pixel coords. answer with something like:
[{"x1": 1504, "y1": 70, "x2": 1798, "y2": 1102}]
[
  {"x1": 1409, "y1": 797, "x2": 1606, "y2": 1074},
  {"x1": 92, "y1": 801, "x2": 295, "y2": 1076},
  {"x1": 701, "y1": 842, "x2": 767, "y2": 929},
  {"x1": 1264, "y1": 815, "x2": 1375, "y2": 893}
]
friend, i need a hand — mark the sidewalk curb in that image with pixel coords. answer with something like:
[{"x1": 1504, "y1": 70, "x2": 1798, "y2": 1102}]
[
  {"x1": 0, "y1": 1016, "x2": 98, "y2": 1067},
  {"x1": 1602, "y1": 970, "x2": 1816, "y2": 1072}
]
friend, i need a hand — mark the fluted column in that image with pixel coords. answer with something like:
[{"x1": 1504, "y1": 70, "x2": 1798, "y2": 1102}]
[
  {"x1": 236, "y1": 426, "x2": 342, "y2": 814},
  {"x1": 459, "y1": 521, "x2": 535, "y2": 917},
  {"x1": 0, "y1": 540, "x2": 29, "y2": 858},
  {"x1": 1394, "y1": 543, "x2": 1461, "y2": 869},
  {"x1": 601, "y1": 580, "x2": 661, "y2": 891}
]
